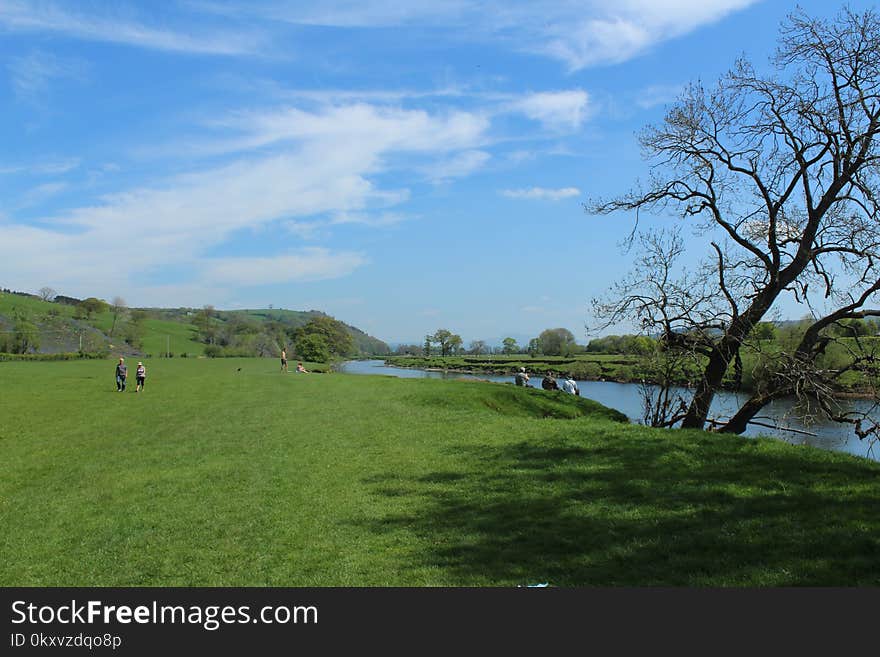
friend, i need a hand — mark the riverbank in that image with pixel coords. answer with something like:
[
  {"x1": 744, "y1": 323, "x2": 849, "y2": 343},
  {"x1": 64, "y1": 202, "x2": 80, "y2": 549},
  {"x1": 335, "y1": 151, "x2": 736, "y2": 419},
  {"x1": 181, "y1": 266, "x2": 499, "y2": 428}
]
[
  {"x1": 345, "y1": 359, "x2": 879, "y2": 462},
  {"x1": 3, "y1": 357, "x2": 879, "y2": 585},
  {"x1": 385, "y1": 356, "x2": 879, "y2": 400}
]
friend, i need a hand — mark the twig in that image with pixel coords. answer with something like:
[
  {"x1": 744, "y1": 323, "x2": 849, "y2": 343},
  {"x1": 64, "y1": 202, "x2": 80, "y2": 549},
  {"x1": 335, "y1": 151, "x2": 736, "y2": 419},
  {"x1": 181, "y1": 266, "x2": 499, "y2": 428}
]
[{"x1": 746, "y1": 420, "x2": 818, "y2": 437}]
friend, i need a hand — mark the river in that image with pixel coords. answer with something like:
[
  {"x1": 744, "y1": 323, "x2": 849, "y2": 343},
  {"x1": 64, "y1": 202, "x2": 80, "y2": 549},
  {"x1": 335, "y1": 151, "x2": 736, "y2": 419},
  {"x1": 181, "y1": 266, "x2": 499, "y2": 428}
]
[{"x1": 339, "y1": 360, "x2": 880, "y2": 462}]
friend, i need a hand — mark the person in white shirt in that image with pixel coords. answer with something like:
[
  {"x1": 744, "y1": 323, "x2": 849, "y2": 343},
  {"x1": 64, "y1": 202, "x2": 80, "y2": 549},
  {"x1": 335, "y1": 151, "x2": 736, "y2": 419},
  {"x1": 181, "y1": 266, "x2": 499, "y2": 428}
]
[
  {"x1": 135, "y1": 362, "x2": 146, "y2": 392},
  {"x1": 561, "y1": 374, "x2": 579, "y2": 396}
]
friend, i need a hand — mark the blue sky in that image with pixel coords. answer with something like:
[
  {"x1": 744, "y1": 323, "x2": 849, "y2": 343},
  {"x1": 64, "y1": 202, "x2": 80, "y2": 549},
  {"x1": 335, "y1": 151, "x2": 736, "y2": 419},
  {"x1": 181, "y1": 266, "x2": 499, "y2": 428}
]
[{"x1": 0, "y1": 0, "x2": 872, "y2": 346}]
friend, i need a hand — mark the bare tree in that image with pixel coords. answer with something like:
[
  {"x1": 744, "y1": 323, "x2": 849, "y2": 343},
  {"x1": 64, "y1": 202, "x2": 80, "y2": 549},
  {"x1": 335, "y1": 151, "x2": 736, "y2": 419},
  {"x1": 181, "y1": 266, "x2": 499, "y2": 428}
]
[
  {"x1": 469, "y1": 340, "x2": 487, "y2": 355},
  {"x1": 110, "y1": 296, "x2": 127, "y2": 337},
  {"x1": 589, "y1": 7, "x2": 880, "y2": 439},
  {"x1": 38, "y1": 287, "x2": 56, "y2": 302},
  {"x1": 201, "y1": 304, "x2": 215, "y2": 344}
]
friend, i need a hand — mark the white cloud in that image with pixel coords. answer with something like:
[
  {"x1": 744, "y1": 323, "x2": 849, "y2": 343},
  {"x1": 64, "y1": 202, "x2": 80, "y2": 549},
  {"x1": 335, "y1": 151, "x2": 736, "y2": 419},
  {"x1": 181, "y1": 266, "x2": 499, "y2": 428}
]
[
  {"x1": 202, "y1": 249, "x2": 367, "y2": 286},
  {"x1": 510, "y1": 90, "x2": 590, "y2": 131},
  {"x1": 501, "y1": 187, "x2": 581, "y2": 201},
  {"x1": 0, "y1": 1, "x2": 262, "y2": 55},
  {"x1": 202, "y1": 104, "x2": 490, "y2": 156},
  {"x1": 0, "y1": 101, "x2": 489, "y2": 305},
  {"x1": 537, "y1": 0, "x2": 760, "y2": 70}
]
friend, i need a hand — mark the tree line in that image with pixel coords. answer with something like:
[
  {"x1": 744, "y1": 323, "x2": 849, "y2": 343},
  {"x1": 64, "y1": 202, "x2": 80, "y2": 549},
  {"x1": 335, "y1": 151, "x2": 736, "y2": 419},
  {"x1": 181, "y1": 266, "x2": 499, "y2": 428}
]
[{"x1": 395, "y1": 327, "x2": 588, "y2": 357}]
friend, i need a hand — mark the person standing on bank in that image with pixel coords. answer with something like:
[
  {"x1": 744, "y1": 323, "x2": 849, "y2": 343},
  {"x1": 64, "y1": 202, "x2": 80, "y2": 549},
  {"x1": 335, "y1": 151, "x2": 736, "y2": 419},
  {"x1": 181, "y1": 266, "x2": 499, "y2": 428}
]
[
  {"x1": 115, "y1": 357, "x2": 128, "y2": 392},
  {"x1": 135, "y1": 362, "x2": 146, "y2": 392},
  {"x1": 281, "y1": 348, "x2": 288, "y2": 373}
]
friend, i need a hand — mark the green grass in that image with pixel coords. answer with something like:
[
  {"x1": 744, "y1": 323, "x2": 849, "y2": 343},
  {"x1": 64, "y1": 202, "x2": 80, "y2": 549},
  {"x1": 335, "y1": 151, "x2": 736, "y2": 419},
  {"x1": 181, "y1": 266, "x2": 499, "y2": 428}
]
[
  {"x1": 1, "y1": 358, "x2": 879, "y2": 586},
  {"x1": 0, "y1": 292, "x2": 62, "y2": 317},
  {"x1": 0, "y1": 292, "x2": 205, "y2": 356},
  {"x1": 137, "y1": 318, "x2": 203, "y2": 356}
]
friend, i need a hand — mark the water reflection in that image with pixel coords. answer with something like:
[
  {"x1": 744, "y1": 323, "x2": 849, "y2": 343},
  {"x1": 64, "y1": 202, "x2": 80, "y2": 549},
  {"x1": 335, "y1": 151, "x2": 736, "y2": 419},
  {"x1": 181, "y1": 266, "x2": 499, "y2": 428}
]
[{"x1": 339, "y1": 360, "x2": 878, "y2": 462}]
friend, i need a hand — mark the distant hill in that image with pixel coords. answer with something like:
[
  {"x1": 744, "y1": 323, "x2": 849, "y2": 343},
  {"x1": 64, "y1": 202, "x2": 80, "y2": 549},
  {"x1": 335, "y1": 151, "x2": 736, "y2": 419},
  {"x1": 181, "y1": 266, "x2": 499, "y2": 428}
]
[{"x1": 0, "y1": 289, "x2": 390, "y2": 357}]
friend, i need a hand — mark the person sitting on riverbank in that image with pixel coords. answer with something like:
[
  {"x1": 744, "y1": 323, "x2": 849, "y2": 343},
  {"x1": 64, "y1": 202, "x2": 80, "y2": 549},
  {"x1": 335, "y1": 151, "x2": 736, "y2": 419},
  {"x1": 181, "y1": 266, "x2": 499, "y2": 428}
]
[
  {"x1": 542, "y1": 371, "x2": 558, "y2": 391},
  {"x1": 515, "y1": 367, "x2": 530, "y2": 387},
  {"x1": 561, "y1": 374, "x2": 579, "y2": 396},
  {"x1": 296, "y1": 361, "x2": 310, "y2": 373}
]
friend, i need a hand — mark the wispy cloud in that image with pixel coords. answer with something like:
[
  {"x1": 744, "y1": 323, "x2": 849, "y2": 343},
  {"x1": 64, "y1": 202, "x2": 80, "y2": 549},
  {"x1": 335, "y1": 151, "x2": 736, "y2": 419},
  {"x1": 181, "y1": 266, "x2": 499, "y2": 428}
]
[
  {"x1": 191, "y1": 0, "x2": 469, "y2": 28},
  {"x1": 0, "y1": 1, "x2": 263, "y2": 55},
  {"x1": 501, "y1": 187, "x2": 580, "y2": 201},
  {"x1": 423, "y1": 150, "x2": 490, "y2": 183},
  {"x1": 202, "y1": 248, "x2": 367, "y2": 286},
  {"x1": 4, "y1": 1, "x2": 757, "y2": 68},
  {"x1": 635, "y1": 83, "x2": 684, "y2": 109},
  {"x1": 7, "y1": 50, "x2": 87, "y2": 103},
  {"x1": 0, "y1": 101, "x2": 489, "y2": 304},
  {"x1": 17, "y1": 182, "x2": 69, "y2": 208},
  {"x1": 197, "y1": 0, "x2": 759, "y2": 70},
  {"x1": 0, "y1": 157, "x2": 80, "y2": 176},
  {"x1": 150, "y1": 103, "x2": 490, "y2": 160}
]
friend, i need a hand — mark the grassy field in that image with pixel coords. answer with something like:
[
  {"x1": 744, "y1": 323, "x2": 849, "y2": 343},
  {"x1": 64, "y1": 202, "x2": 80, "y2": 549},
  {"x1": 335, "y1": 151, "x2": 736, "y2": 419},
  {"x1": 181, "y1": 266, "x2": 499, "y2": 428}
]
[{"x1": 2, "y1": 358, "x2": 879, "y2": 586}]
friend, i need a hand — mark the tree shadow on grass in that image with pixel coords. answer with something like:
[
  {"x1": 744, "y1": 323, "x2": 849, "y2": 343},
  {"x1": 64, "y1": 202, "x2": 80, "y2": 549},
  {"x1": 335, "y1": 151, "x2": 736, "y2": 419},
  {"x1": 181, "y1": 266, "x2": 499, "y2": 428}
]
[{"x1": 356, "y1": 431, "x2": 880, "y2": 586}]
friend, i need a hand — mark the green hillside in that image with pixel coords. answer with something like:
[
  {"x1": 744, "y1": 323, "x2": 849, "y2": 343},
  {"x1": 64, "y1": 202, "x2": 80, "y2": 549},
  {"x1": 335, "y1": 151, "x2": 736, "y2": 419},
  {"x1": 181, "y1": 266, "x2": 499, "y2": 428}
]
[
  {"x1": 237, "y1": 308, "x2": 389, "y2": 355},
  {"x1": 0, "y1": 289, "x2": 389, "y2": 358}
]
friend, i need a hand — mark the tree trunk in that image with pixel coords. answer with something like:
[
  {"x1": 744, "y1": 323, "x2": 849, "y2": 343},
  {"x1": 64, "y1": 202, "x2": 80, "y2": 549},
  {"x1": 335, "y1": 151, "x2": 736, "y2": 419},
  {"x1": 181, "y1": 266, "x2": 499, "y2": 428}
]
[
  {"x1": 680, "y1": 347, "x2": 730, "y2": 429},
  {"x1": 718, "y1": 393, "x2": 777, "y2": 434}
]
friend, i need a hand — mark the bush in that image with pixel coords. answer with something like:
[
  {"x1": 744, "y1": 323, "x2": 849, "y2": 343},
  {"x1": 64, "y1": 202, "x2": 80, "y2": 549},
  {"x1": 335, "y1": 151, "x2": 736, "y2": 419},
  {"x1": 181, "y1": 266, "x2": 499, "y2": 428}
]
[
  {"x1": 295, "y1": 334, "x2": 331, "y2": 363},
  {"x1": 204, "y1": 344, "x2": 223, "y2": 358}
]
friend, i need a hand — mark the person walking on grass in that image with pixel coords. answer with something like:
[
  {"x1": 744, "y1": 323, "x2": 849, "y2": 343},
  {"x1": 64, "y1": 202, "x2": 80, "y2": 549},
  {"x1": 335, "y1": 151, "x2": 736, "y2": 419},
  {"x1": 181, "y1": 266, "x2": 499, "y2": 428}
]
[
  {"x1": 115, "y1": 357, "x2": 127, "y2": 392},
  {"x1": 281, "y1": 348, "x2": 288, "y2": 373},
  {"x1": 135, "y1": 361, "x2": 146, "y2": 392}
]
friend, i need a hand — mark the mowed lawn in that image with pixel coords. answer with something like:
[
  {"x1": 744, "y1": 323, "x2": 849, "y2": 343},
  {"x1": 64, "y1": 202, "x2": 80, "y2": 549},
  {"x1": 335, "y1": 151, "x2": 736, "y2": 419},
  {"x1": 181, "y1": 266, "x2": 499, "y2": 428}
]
[{"x1": 1, "y1": 358, "x2": 879, "y2": 586}]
